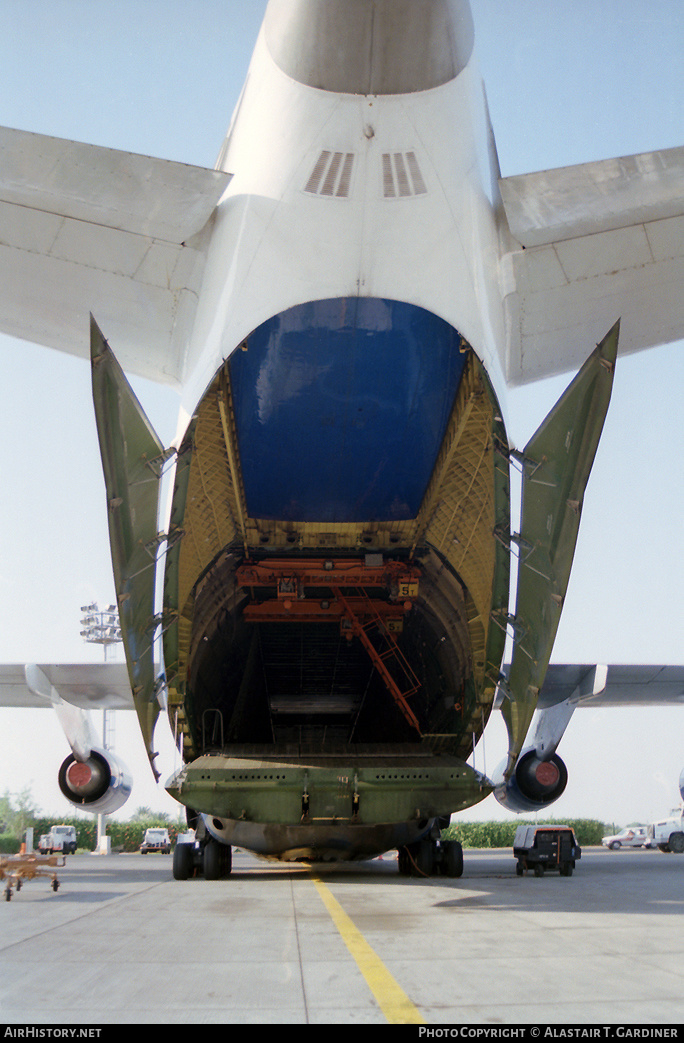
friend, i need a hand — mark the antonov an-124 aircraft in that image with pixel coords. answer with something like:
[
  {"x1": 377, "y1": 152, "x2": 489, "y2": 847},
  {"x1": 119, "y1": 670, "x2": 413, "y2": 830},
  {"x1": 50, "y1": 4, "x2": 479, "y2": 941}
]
[{"x1": 1, "y1": 0, "x2": 683, "y2": 876}]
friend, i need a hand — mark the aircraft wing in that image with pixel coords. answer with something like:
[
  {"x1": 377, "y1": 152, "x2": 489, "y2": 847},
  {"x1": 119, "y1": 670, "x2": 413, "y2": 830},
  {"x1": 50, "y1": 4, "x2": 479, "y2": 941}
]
[
  {"x1": 0, "y1": 127, "x2": 231, "y2": 386},
  {"x1": 0, "y1": 663, "x2": 134, "y2": 711},
  {"x1": 537, "y1": 664, "x2": 684, "y2": 709},
  {"x1": 500, "y1": 145, "x2": 684, "y2": 385}
]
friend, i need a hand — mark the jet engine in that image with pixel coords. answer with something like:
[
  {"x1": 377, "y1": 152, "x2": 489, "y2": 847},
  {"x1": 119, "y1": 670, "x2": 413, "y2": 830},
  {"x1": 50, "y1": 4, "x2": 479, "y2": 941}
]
[
  {"x1": 492, "y1": 684, "x2": 584, "y2": 813},
  {"x1": 493, "y1": 748, "x2": 568, "y2": 814},
  {"x1": 58, "y1": 748, "x2": 132, "y2": 815}
]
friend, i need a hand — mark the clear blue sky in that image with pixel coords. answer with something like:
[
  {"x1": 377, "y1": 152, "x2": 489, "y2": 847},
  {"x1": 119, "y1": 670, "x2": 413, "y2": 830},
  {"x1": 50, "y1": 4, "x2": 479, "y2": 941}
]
[{"x1": 0, "y1": 1, "x2": 682, "y2": 826}]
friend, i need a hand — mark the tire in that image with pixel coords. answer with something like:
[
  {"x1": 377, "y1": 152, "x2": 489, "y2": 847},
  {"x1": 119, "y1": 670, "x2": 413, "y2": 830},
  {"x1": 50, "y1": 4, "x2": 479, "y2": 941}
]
[
  {"x1": 404, "y1": 839, "x2": 434, "y2": 876},
  {"x1": 534, "y1": 864, "x2": 544, "y2": 877},
  {"x1": 609, "y1": 842, "x2": 621, "y2": 850},
  {"x1": 415, "y1": 839, "x2": 434, "y2": 876},
  {"x1": 443, "y1": 840, "x2": 464, "y2": 878},
  {"x1": 669, "y1": 832, "x2": 684, "y2": 854},
  {"x1": 516, "y1": 862, "x2": 524, "y2": 876},
  {"x1": 397, "y1": 847, "x2": 411, "y2": 876},
  {"x1": 204, "y1": 839, "x2": 232, "y2": 880},
  {"x1": 173, "y1": 842, "x2": 195, "y2": 880},
  {"x1": 222, "y1": 843, "x2": 233, "y2": 875}
]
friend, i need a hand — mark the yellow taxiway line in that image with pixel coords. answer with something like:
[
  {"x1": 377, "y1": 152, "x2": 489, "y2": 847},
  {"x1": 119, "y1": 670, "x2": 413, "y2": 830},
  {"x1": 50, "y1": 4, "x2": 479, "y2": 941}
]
[{"x1": 311, "y1": 875, "x2": 425, "y2": 1024}]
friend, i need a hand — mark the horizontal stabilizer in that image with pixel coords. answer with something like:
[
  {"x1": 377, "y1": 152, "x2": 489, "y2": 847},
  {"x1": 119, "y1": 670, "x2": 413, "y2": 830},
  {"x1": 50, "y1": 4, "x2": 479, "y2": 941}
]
[
  {"x1": 0, "y1": 126, "x2": 231, "y2": 384},
  {"x1": 500, "y1": 146, "x2": 684, "y2": 384}
]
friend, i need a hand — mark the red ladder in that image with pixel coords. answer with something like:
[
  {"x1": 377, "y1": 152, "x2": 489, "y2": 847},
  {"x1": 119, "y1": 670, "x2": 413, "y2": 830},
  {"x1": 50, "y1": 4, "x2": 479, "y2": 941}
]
[{"x1": 335, "y1": 587, "x2": 422, "y2": 735}]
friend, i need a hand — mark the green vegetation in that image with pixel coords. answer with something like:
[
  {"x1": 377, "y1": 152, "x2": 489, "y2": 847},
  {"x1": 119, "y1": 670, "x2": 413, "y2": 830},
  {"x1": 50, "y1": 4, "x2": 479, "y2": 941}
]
[
  {"x1": 0, "y1": 788, "x2": 40, "y2": 853},
  {"x1": 0, "y1": 835, "x2": 21, "y2": 854},
  {"x1": 442, "y1": 818, "x2": 606, "y2": 848}
]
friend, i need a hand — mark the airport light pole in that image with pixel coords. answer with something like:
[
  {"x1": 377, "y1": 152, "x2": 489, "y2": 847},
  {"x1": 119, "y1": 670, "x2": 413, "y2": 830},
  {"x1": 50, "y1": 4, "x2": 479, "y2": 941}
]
[{"x1": 79, "y1": 603, "x2": 122, "y2": 661}]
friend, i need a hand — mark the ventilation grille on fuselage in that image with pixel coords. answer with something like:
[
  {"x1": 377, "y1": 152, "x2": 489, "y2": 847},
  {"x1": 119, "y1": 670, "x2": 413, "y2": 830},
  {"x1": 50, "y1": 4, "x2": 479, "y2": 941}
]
[
  {"x1": 304, "y1": 150, "x2": 428, "y2": 199},
  {"x1": 382, "y1": 152, "x2": 427, "y2": 197},
  {"x1": 305, "y1": 151, "x2": 355, "y2": 197}
]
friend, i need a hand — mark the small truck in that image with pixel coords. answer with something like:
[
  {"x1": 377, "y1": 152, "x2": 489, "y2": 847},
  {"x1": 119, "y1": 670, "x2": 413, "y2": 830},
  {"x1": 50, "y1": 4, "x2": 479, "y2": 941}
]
[
  {"x1": 40, "y1": 825, "x2": 77, "y2": 855},
  {"x1": 645, "y1": 808, "x2": 684, "y2": 853},
  {"x1": 513, "y1": 824, "x2": 581, "y2": 877},
  {"x1": 140, "y1": 828, "x2": 172, "y2": 854}
]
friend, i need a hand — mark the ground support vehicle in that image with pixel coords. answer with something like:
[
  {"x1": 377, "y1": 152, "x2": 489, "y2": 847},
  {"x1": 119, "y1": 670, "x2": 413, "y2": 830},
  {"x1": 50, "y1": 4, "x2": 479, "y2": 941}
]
[
  {"x1": 646, "y1": 810, "x2": 684, "y2": 853},
  {"x1": 41, "y1": 825, "x2": 77, "y2": 855},
  {"x1": 140, "y1": 828, "x2": 171, "y2": 854},
  {"x1": 513, "y1": 825, "x2": 581, "y2": 877},
  {"x1": 0, "y1": 853, "x2": 65, "y2": 900}
]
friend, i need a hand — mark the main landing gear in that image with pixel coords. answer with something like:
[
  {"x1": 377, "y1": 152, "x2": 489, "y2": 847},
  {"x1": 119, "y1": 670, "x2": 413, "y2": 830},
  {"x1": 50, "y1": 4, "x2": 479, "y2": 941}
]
[
  {"x1": 397, "y1": 837, "x2": 463, "y2": 878},
  {"x1": 172, "y1": 838, "x2": 232, "y2": 880}
]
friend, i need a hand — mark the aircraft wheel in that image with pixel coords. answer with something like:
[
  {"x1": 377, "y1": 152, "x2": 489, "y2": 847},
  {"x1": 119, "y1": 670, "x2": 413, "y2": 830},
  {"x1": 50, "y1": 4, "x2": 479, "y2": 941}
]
[
  {"x1": 397, "y1": 847, "x2": 411, "y2": 876},
  {"x1": 413, "y1": 839, "x2": 434, "y2": 877},
  {"x1": 443, "y1": 840, "x2": 464, "y2": 878},
  {"x1": 173, "y1": 842, "x2": 195, "y2": 880},
  {"x1": 16, "y1": 880, "x2": 22, "y2": 891},
  {"x1": 4, "y1": 887, "x2": 11, "y2": 901},
  {"x1": 204, "y1": 839, "x2": 232, "y2": 880},
  {"x1": 52, "y1": 880, "x2": 60, "y2": 892}
]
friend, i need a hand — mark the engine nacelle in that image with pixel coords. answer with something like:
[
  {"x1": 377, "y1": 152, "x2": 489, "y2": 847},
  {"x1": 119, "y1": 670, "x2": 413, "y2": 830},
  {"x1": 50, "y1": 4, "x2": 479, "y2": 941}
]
[
  {"x1": 58, "y1": 748, "x2": 132, "y2": 815},
  {"x1": 493, "y1": 749, "x2": 568, "y2": 814}
]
